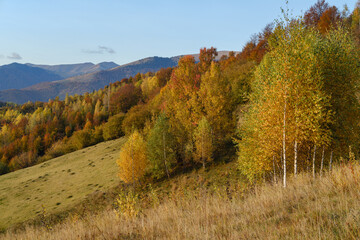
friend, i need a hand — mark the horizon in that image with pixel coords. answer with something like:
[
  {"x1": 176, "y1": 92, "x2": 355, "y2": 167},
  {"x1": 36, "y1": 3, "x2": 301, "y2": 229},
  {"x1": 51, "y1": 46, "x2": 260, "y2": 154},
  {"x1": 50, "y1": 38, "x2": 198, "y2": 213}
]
[{"x1": 0, "y1": 0, "x2": 356, "y2": 66}]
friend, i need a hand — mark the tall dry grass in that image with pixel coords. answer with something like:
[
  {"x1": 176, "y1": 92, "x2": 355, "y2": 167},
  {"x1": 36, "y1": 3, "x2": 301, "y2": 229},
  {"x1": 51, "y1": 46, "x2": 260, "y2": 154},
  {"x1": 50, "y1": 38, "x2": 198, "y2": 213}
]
[{"x1": 3, "y1": 163, "x2": 360, "y2": 240}]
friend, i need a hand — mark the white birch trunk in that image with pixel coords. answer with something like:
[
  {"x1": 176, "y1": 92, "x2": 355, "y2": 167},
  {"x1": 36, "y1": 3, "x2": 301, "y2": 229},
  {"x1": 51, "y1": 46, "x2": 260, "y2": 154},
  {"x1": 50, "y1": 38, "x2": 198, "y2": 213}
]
[
  {"x1": 273, "y1": 155, "x2": 277, "y2": 183},
  {"x1": 320, "y1": 145, "x2": 325, "y2": 177},
  {"x1": 312, "y1": 144, "x2": 317, "y2": 179}
]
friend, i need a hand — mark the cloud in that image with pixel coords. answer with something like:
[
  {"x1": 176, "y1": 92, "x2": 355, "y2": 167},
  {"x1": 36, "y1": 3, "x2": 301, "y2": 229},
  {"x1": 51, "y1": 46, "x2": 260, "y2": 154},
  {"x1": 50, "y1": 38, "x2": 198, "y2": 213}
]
[
  {"x1": 7, "y1": 52, "x2": 22, "y2": 60},
  {"x1": 82, "y1": 46, "x2": 115, "y2": 54}
]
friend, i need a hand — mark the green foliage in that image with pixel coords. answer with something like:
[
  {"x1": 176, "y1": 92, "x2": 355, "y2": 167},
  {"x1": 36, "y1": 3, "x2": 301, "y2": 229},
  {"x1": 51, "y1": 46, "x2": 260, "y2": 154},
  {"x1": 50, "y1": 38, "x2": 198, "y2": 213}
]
[
  {"x1": 238, "y1": 17, "x2": 360, "y2": 181},
  {"x1": 147, "y1": 113, "x2": 176, "y2": 179},
  {"x1": 0, "y1": 161, "x2": 9, "y2": 175},
  {"x1": 102, "y1": 113, "x2": 125, "y2": 141},
  {"x1": 193, "y1": 117, "x2": 214, "y2": 169},
  {"x1": 69, "y1": 129, "x2": 93, "y2": 150},
  {"x1": 238, "y1": 20, "x2": 331, "y2": 180},
  {"x1": 122, "y1": 104, "x2": 152, "y2": 136}
]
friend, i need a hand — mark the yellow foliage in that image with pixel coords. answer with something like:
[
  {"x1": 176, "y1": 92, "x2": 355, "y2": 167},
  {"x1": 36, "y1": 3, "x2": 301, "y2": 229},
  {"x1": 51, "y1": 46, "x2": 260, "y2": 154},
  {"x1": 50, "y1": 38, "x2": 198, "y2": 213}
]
[{"x1": 117, "y1": 131, "x2": 148, "y2": 184}]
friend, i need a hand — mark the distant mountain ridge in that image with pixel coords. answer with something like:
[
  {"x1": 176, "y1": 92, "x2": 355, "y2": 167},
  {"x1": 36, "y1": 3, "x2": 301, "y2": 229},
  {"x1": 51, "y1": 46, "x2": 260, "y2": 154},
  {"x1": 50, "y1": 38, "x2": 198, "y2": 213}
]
[
  {"x1": 0, "y1": 63, "x2": 62, "y2": 90},
  {"x1": 26, "y1": 62, "x2": 119, "y2": 79},
  {"x1": 0, "y1": 51, "x2": 237, "y2": 104}
]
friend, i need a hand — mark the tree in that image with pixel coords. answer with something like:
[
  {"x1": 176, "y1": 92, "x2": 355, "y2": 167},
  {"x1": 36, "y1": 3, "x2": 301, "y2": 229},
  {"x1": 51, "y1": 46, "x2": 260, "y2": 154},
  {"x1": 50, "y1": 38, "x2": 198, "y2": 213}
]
[
  {"x1": 117, "y1": 130, "x2": 148, "y2": 184},
  {"x1": 199, "y1": 47, "x2": 218, "y2": 73},
  {"x1": 304, "y1": 0, "x2": 329, "y2": 27},
  {"x1": 193, "y1": 117, "x2": 214, "y2": 169},
  {"x1": 238, "y1": 19, "x2": 333, "y2": 184},
  {"x1": 318, "y1": 6, "x2": 341, "y2": 34},
  {"x1": 201, "y1": 62, "x2": 237, "y2": 143},
  {"x1": 147, "y1": 113, "x2": 176, "y2": 179},
  {"x1": 165, "y1": 56, "x2": 202, "y2": 160},
  {"x1": 102, "y1": 113, "x2": 125, "y2": 140}
]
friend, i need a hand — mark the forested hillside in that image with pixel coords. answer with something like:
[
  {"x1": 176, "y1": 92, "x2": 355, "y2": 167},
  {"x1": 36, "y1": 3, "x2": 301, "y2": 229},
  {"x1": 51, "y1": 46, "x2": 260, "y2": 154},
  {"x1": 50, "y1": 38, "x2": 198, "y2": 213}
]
[{"x1": 1, "y1": 1, "x2": 360, "y2": 238}]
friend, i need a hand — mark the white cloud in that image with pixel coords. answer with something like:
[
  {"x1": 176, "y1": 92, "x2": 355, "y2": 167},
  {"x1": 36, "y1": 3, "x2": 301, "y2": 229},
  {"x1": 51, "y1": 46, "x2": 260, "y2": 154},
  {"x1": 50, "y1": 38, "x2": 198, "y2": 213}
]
[
  {"x1": 82, "y1": 46, "x2": 115, "y2": 54},
  {"x1": 7, "y1": 52, "x2": 22, "y2": 60}
]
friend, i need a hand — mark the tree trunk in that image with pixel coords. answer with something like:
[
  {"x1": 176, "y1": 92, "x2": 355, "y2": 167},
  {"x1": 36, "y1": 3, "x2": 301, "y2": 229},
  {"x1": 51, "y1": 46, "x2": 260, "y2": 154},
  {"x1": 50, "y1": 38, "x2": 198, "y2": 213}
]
[
  {"x1": 320, "y1": 145, "x2": 325, "y2": 177},
  {"x1": 294, "y1": 139, "x2": 298, "y2": 177},
  {"x1": 307, "y1": 146, "x2": 311, "y2": 172},
  {"x1": 283, "y1": 98, "x2": 287, "y2": 188},
  {"x1": 163, "y1": 131, "x2": 170, "y2": 179},
  {"x1": 329, "y1": 150, "x2": 333, "y2": 172},
  {"x1": 273, "y1": 155, "x2": 277, "y2": 183},
  {"x1": 312, "y1": 144, "x2": 317, "y2": 179}
]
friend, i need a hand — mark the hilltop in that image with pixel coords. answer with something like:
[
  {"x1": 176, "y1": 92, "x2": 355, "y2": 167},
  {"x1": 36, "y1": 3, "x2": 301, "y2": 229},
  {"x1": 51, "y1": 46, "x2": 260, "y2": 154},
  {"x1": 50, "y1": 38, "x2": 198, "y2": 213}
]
[{"x1": 0, "y1": 51, "x2": 236, "y2": 104}]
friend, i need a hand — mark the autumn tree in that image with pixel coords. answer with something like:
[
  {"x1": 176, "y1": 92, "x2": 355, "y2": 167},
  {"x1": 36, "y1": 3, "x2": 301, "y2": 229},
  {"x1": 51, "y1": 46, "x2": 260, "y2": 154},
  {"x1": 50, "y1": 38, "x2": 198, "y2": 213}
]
[
  {"x1": 165, "y1": 56, "x2": 202, "y2": 161},
  {"x1": 318, "y1": 6, "x2": 341, "y2": 34},
  {"x1": 238, "y1": 19, "x2": 333, "y2": 184},
  {"x1": 147, "y1": 113, "x2": 176, "y2": 179},
  {"x1": 199, "y1": 47, "x2": 218, "y2": 73},
  {"x1": 304, "y1": 0, "x2": 329, "y2": 27},
  {"x1": 102, "y1": 113, "x2": 125, "y2": 140},
  {"x1": 200, "y1": 62, "x2": 236, "y2": 146},
  {"x1": 117, "y1": 130, "x2": 148, "y2": 184},
  {"x1": 193, "y1": 117, "x2": 214, "y2": 169}
]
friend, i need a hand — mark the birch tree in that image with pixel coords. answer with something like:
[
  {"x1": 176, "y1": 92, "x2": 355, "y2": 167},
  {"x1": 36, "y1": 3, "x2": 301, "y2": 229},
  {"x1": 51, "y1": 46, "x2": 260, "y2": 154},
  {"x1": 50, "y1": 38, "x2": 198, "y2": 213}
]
[
  {"x1": 147, "y1": 113, "x2": 176, "y2": 179},
  {"x1": 117, "y1": 131, "x2": 148, "y2": 184}
]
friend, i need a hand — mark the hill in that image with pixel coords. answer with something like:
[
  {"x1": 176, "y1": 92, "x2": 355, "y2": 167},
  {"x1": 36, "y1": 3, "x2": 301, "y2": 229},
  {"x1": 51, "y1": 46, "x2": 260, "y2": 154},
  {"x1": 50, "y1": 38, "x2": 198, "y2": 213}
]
[
  {"x1": 2, "y1": 158, "x2": 359, "y2": 239},
  {"x1": 0, "y1": 63, "x2": 62, "y2": 91},
  {"x1": 0, "y1": 137, "x2": 126, "y2": 230}
]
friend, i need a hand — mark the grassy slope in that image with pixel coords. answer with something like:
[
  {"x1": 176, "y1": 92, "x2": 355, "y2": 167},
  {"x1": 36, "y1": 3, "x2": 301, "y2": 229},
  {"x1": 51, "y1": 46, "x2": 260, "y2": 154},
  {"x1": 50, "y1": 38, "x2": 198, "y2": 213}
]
[
  {"x1": 0, "y1": 137, "x2": 126, "y2": 229},
  {"x1": 3, "y1": 163, "x2": 360, "y2": 239}
]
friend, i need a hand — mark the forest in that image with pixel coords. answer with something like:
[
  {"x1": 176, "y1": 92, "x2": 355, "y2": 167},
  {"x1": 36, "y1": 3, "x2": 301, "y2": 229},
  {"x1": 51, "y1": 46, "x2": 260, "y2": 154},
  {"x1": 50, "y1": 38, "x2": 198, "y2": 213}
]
[
  {"x1": 0, "y1": 0, "x2": 359, "y2": 190},
  {"x1": 2, "y1": 1, "x2": 360, "y2": 239}
]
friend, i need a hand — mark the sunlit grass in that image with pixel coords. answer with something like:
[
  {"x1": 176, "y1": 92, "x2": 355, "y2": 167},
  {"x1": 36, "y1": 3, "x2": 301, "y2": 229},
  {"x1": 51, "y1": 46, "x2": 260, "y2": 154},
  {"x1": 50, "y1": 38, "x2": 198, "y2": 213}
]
[
  {"x1": 0, "y1": 137, "x2": 126, "y2": 230},
  {"x1": 3, "y1": 162, "x2": 360, "y2": 239}
]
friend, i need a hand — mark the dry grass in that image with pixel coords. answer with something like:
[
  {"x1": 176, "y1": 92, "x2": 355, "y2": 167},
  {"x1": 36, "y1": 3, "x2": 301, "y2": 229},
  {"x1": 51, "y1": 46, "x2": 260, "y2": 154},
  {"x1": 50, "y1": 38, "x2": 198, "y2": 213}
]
[{"x1": 3, "y1": 163, "x2": 360, "y2": 240}]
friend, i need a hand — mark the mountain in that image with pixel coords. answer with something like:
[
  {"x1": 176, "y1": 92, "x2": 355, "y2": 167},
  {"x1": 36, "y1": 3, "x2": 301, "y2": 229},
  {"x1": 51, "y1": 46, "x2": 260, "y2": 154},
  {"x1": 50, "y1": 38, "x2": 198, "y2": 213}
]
[
  {"x1": 0, "y1": 63, "x2": 63, "y2": 90},
  {"x1": 26, "y1": 62, "x2": 119, "y2": 79},
  {"x1": 0, "y1": 51, "x2": 237, "y2": 104},
  {"x1": 0, "y1": 57, "x2": 178, "y2": 104}
]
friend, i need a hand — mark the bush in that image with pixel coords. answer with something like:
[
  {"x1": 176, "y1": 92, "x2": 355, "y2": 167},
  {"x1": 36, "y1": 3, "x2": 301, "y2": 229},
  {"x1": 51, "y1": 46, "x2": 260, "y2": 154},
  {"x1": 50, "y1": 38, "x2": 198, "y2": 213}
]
[
  {"x1": 69, "y1": 129, "x2": 93, "y2": 150},
  {"x1": 0, "y1": 161, "x2": 9, "y2": 175}
]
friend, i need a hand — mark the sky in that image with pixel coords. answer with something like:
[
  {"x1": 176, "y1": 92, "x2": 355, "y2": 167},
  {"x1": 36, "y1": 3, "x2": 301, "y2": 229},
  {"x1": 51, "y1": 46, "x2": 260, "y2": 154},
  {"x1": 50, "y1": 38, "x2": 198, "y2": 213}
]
[{"x1": 0, "y1": 0, "x2": 357, "y2": 66}]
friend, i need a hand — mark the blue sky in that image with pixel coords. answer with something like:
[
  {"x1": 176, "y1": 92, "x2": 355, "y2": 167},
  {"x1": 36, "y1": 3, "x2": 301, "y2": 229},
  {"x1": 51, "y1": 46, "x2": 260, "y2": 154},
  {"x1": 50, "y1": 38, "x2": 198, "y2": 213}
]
[{"x1": 0, "y1": 0, "x2": 357, "y2": 66}]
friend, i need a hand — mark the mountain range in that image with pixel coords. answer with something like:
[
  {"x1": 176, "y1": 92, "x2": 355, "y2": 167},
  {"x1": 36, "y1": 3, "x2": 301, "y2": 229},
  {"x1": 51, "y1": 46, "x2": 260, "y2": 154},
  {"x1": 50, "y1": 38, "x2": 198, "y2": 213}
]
[{"x1": 0, "y1": 51, "x2": 235, "y2": 104}]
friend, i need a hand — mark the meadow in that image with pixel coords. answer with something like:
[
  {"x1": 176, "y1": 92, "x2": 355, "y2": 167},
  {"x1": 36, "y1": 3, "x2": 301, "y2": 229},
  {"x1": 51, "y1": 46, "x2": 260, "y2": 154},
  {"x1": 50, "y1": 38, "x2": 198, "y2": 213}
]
[
  {"x1": 2, "y1": 162, "x2": 360, "y2": 239},
  {"x1": 0, "y1": 137, "x2": 126, "y2": 230}
]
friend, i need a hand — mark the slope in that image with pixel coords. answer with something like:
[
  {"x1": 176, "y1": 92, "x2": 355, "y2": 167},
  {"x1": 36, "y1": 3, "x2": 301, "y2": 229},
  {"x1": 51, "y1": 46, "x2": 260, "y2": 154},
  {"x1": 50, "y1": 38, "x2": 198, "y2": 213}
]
[
  {"x1": 0, "y1": 137, "x2": 126, "y2": 230},
  {"x1": 3, "y1": 163, "x2": 360, "y2": 239}
]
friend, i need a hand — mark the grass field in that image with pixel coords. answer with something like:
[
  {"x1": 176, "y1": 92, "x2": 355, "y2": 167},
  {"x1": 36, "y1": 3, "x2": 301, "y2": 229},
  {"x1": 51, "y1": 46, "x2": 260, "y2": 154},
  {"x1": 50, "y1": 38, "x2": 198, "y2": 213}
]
[
  {"x1": 0, "y1": 137, "x2": 126, "y2": 229},
  {"x1": 3, "y1": 162, "x2": 360, "y2": 239}
]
